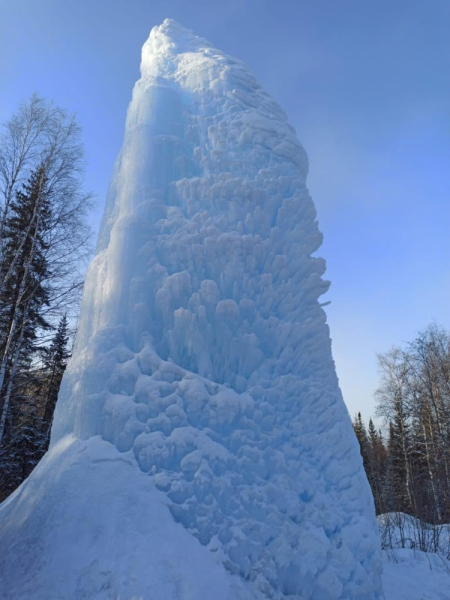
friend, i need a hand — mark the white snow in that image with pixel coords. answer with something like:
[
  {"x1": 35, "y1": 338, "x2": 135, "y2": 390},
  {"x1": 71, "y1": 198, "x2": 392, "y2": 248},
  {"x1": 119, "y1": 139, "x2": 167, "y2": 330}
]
[
  {"x1": 378, "y1": 513, "x2": 450, "y2": 600},
  {"x1": 0, "y1": 18, "x2": 384, "y2": 599},
  {"x1": 378, "y1": 513, "x2": 450, "y2": 557},
  {"x1": 382, "y1": 550, "x2": 450, "y2": 600},
  {"x1": 0, "y1": 436, "x2": 258, "y2": 600}
]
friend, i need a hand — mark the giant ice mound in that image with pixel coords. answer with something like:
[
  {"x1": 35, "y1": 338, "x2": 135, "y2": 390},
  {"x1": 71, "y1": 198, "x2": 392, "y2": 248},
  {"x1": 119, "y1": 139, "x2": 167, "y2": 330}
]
[{"x1": 0, "y1": 19, "x2": 384, "y2": 599}]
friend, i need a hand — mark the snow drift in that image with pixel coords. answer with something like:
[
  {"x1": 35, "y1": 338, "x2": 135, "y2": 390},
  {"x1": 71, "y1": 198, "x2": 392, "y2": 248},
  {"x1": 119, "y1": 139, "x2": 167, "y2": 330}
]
[{"x1": 0, "y1": 19, "x2": 383, "y2": 599}]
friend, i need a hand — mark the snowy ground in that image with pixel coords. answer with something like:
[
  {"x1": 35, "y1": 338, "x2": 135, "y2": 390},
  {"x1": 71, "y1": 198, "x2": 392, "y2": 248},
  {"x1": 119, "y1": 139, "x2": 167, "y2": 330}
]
[
  {"x1": 382, "y1": 549, "x2": 450, "y2": 600},
  {"x1": 0, "y1": 435, "x2": 448, "y2": 599},
  {"x1": 0, "y1": 436, "x2": 258, "y2": 600},
  {"x1": 379, "y1": 513, "x2": 450, "y2": 599}
]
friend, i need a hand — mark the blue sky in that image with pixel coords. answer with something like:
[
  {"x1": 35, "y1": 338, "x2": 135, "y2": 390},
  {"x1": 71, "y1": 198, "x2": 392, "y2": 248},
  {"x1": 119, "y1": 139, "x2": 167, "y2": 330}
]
[{"x1": 1, "y1": 0, "x2": 449, "y2": 423}]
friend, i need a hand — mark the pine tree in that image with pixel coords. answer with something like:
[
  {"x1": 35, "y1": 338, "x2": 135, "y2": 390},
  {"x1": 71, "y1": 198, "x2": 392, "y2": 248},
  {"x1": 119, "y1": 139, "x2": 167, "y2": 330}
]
[
  {"x1": 386, "y1": 413, "x2": 415, "y2": 514},
  {"x1": 353, "y1": 412, "x2": 372, "y2": 475},
  {"x1": 0, "y1": 384, "x2": 46, "y2": 500},
  {"x1": 367, "y1": 418, "x2": 387, "y2": 513},
  {"x1": 0, "y1": 165, "x2": 52, "y2": 444},
  {"x1": 0, "y1": 96, "x2": 92, "y2": 501},
  {"x1": 40, "y1": 314, "x2": 70, "y2": 449},
  {"x1": 0, "y1": 316, "x2": 70, "y2": 501},
  {"x1": 0, "y1": 167, "x2": 54, "y2": 500}
]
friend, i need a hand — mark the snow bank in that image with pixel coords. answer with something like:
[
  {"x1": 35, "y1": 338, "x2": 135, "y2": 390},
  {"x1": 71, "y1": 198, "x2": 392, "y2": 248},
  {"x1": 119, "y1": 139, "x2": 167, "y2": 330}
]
[
  {"x1": 379, "y1": 513, "x2": 450, "y2": 599},
  {"x1": 379, "y1": 512, "x2": 450, "y2": 557},
  {"x1": 0, "y1": 436, "x2": 257, "y2": 599},
  {"x1": 382, "y1": 549, "x2": 450, "y2": 600},
  {"x1": 0, "y1": 19, "x2": 383, "y2": 599}
]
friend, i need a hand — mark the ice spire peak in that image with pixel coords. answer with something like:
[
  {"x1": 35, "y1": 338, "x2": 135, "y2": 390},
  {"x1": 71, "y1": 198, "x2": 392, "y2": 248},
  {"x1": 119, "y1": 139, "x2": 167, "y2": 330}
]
[
  {"x1": 140, "y1": 19, "x2": 217, "y2": 78},
  {"x1": 154, "y1": 18, "x2": 201, "y2": 44}
]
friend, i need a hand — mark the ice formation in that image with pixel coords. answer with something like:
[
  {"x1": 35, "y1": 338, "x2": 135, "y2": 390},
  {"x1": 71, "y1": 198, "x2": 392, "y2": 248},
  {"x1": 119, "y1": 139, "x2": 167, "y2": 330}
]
[{"x1": 0, "y1": 19, "x2": 384, "y2": 599}]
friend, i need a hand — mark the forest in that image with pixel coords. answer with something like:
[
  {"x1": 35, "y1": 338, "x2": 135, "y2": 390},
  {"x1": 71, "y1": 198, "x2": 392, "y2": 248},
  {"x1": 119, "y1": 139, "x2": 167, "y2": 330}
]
[
  {"x1": 0, "y1": 95, "x2": 92, "y2": 501},
  {"x1": 354, "y1": 324, "x2": 450, "y2": 554}
]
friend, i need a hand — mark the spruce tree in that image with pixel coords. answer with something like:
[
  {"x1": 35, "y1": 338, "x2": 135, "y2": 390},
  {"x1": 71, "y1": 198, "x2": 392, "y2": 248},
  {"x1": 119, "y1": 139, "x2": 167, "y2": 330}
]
[
  {"x1": 353, "y1": 412, "x2": 370, "y2": 472},
  {"x1": 0, "y1": 167, "x2": 54, "y2": 500},
  {"x1": 0, "y1": 165, "x2": 52, "y2": 443},
  {"x1": 0, "y1": 316, "x2": 71, "y2": 501},
  {"x1": 367, "y1": 418, "x2": 387, "y2": 513},
  {"x1": 0, "y1": 96, "x2": 92, "y2": 501},
  {"x1": 386, "y1": 414, "x2": 415, "y2": 514},
  {"x1": 40, "y1": 314, "x2": 70, "y2": 449},
  {"x1": 0, "y1": 385, "x2": 46, "y2": 500}
]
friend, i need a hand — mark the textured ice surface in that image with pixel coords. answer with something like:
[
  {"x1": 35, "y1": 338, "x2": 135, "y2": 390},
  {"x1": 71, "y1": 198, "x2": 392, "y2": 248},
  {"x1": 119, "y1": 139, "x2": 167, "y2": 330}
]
[
  {"x1": 1, "y1": 19, "x2": 383, "y2": 599},
  {"x1": 0, "y1": 437, "x2": 258, "y2": 600}
]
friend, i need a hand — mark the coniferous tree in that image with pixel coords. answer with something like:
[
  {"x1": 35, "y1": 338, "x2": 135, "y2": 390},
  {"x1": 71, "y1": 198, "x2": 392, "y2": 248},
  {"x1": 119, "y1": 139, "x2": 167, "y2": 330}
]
[
  {"x1": 0, "y1": 313, "x2": 71, "y2": 502},
  {"x1": 409, "y1": 325, "x2": 450, "y2": 521},
  {"x1": 0, "y1": 96, "x2": 92, "y2": 501},
  {"x1": 353, "y1": 412, "x2": 370, "y2": 472},
  {"x1": 367, "y1": 418, "x2": 387, "y2": 513},
  {"x1": 386, "y1": 417, "x2": 410, "y2": 512},
  {"x1": 0, "y1": 381, "x2": 46, "y2": 499},
  {"x1": 0, "y1": 166, "x2": 52, "y2": 443},
  {"x1": 353, "y1": 326, "x2": 450, "y2": 529},
  {"x1": 40, "y1": 314, "x2": 70, "y2": 449},
  {"x1": 376, "y1": 348, "x2": 416, "y2": 514}
]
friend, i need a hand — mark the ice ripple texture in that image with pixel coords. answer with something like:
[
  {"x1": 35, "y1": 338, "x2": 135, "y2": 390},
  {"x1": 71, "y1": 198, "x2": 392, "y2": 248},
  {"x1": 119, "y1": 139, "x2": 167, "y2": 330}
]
[{"x1": 52, "y1": 19, "x2": 383, "y2": 599}]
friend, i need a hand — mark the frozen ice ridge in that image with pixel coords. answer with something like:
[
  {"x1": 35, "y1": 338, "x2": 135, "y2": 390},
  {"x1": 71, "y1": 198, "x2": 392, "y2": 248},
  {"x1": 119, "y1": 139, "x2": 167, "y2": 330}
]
[{"x1": 0, "y1": 19, "x2": 384, "y2": 599}]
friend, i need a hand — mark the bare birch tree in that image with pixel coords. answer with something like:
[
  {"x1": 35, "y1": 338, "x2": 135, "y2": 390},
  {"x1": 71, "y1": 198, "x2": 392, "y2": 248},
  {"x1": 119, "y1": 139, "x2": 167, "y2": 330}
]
[{"x1": 0, "y1": 95, "x2": 92, "y2": 459}]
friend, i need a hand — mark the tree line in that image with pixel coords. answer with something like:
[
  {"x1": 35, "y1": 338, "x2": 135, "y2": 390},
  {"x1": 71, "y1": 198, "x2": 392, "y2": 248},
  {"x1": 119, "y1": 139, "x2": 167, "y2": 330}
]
[
  {"x1": 354, "y1": 324, "x2": 450, "y2": 525},
  {"x1": 0, "y1": 95, "x2": 92, "y2": 501}
]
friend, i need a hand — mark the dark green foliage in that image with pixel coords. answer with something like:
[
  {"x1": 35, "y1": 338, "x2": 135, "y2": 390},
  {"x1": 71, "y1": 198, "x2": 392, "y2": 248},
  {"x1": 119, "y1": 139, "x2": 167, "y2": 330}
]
[
  {"x1": 357, "y1": 324, "x2": 450, "y2": 524},
  {"x1": 0, "y1": 96, "x2": 91, "y2": 502},
  {"x1": 40, "y1": 314, "x2": 70, "y2": 449},
  {"x1": 0, "y1": 166, "x2": 52, "y2": 362},
  {"x1": 0, "y1": 386, "x2": 46, "y2": 499},
  {"x1": 0, "y1": 316, "x2": 70, "y2": 501}
]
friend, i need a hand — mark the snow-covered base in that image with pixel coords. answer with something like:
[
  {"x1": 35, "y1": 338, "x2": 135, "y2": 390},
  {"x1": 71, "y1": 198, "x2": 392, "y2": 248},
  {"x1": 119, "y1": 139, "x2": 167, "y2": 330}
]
[
  {"x1": 2, "y1": 438, "x2": 448, "y2": 600},
  {"x1": 379, "y1": 513, "x2": 450, "y2": 599},
  {"x1": 0, "y1": 437, "x2": 258, "y2": 600},
  {"x1": 53, "y1": 334, "x2": 382, "y2": 599},
  {"x1": 378, "y1": 513, "x2": 450, "y2": 556},
  {"x1": 382, "y1": 550, "x2": 450, "y2": 600}
]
